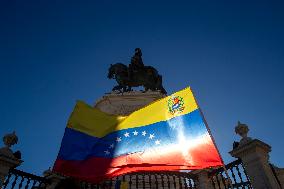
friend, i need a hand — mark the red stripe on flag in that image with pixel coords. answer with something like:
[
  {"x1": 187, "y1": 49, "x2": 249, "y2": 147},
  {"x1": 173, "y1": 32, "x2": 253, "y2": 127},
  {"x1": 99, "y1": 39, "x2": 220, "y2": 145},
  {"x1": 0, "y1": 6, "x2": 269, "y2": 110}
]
[{"x1": 53, "y1": 141, "x2": 222, "y2": 183}]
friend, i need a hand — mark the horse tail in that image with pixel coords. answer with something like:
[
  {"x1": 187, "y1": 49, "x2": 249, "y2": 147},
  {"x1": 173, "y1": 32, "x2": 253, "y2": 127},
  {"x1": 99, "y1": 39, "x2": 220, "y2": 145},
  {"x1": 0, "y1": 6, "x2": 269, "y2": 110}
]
[{"x1": 157, "y1": 75, "x2": 167, "y2": 94}]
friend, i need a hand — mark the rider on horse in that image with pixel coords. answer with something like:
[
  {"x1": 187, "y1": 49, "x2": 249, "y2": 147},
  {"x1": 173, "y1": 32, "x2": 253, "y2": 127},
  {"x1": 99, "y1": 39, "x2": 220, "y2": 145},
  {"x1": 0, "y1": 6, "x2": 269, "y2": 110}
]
[
  {"x1": 108, "y1": 48, "x2": 167, "y2": 94},
  {"x1": 128, "y1": 48, "x2": 144, "y2": 80}
]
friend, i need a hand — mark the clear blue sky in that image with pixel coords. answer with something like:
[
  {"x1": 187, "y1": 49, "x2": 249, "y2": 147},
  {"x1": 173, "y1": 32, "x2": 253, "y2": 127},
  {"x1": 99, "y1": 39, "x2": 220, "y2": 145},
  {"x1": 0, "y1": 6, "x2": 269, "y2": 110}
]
[{"x1": 1, "y1": 1, "x2": 284, "y2": 175}]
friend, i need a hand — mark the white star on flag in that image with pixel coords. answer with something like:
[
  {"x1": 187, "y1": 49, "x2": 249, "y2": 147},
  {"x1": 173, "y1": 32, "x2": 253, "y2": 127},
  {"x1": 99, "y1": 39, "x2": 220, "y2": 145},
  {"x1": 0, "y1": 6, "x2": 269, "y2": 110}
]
[
  {"x1": 109, "y1": 143, "x2": 114, "y2": 149},
  {"x1": 149, "y1": 134, "x2": 155, "y2": 139},
  {"x1": 104, "y1": 150, "x2": 110, "y2": 155},
  {"x1": 116, "y1": 137, "x2": 122, "y2": 142},
  {"x1": 142, "y1": 131, "x2": 147, "y2": 136},
  {"x1": 124, "y1": 132, "x2": 130, "y2": 137},
  {"x1": 133, "y1": 130, "x2": 138, "y2": 136},
  {"x1": 155, "y1": 140, "x2": 161, "y2": 145}
]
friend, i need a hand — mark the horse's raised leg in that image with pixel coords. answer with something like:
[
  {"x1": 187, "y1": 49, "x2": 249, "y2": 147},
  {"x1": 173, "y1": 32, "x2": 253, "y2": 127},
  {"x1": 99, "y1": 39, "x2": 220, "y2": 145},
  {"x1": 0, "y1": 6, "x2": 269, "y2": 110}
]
[
  {"x1": 122, "y1": 86, "x2": 127, "y2": 93},
  {"x1": 112, "y1": 85, "x2": 123, "y2": 92},
  {"x1": 144, "y1": 86, "x2": 149, "y2": 93},
  {"x1": 112, "y1": 86, "x2": 118, "y2": 91},
  {"x1": 127, "y1": 86, "x2": 132, "y2": 92}
]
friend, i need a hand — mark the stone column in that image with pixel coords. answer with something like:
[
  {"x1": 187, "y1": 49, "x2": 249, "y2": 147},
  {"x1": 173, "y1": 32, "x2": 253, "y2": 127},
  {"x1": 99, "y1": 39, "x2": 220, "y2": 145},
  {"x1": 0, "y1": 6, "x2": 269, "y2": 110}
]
[
  {"x1": 0, "y1": 132, "x2": 22, "y2": 187},
  {"x1": 42, "y1": 168, "x2": 66, "y2": 189},
  {"x1": 270, "y1": 165, "x2": 284, "y2": 187},
  {"x1": 192, "y1": 169, "x2": 214, "y2": 189},
  {"x1": 230, "y1": 122, "x2": 281, "y2": 189}
]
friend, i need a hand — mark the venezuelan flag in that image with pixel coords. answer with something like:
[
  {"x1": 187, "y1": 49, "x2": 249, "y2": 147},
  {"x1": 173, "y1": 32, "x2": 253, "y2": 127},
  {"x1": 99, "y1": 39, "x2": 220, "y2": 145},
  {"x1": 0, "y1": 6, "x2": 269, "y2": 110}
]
[{"x1": 53, "y1": 87, "x2": 223, "y2": 182}]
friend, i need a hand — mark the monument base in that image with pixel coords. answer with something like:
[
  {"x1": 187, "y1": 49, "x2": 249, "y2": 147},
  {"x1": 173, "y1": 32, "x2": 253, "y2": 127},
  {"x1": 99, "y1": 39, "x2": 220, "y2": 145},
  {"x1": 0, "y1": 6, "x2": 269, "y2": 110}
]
[{"x1": 95, "y1": 91, "x2": 166, "y2": 116}]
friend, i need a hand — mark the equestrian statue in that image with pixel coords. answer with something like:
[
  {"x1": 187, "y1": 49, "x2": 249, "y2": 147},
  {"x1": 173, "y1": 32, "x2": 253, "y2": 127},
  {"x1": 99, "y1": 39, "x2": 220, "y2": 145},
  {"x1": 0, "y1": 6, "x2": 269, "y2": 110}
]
[{"x1": 107, "y1": 48, "x2": 167, "y2": 94}]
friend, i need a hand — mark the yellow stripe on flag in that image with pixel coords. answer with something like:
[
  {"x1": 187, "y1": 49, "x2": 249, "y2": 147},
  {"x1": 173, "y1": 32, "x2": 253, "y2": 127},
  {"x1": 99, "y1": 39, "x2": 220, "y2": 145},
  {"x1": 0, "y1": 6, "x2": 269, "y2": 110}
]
[
  {"x1": 67, "y1": 87, "x2": 198, "y2": 138},
  {"x1": 67, "y1": 102, "x2": 127, "y2": 137}
]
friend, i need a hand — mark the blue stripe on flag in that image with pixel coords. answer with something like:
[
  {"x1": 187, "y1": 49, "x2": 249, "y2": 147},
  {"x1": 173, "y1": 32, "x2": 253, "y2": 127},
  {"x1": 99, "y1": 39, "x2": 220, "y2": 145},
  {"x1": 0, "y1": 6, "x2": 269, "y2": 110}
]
[{"x1": 58, "y1": 109, "x2": 208, "y2": 160}]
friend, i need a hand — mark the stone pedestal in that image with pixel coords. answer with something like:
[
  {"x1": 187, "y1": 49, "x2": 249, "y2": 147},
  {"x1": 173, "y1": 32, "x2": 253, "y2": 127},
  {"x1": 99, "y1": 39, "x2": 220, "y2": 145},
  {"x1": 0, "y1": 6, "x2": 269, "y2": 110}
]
[
  {"x1": 95, "y1": 91, "x2": 165, "y2": 115},
  {"x1": 192, "y1": 169, "x2": 214, "y2": 189},
  {"x1": 230, "y1": 139, "x2": 281, "y2": 189},
  {"x1": 44, "y1": 172, "x2": 66, "y2": 189},
  {"x1": 0, "y1": 147, "x2": 22, "y2": 186},
  {"x1": 271, "y1": 165, "x2": 284, "y2": 187}
]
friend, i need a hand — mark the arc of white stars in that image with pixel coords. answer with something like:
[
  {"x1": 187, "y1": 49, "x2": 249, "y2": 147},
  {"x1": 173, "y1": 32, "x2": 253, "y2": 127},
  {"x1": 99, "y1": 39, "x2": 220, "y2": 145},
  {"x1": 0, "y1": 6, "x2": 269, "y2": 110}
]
[
  {"x1": 155, "y1": 140, "x2": 161, "y2": 145},
  {"x1": 124, "y1": 132, "x2": 130, "y2": 137},
  {"x1": 116, "y1": 137, "x2": 122, "y2": 142},
  {"x1": 133, "y1": 130, "x2": 138, "y2": 136},
  {"x1": 142, "y1": 131, "x2": 147, "y2": 136},
  {"x1": 149, "y1": 134, "x2": 155, "y2": 139},
  {"x1": 109, "y1": 143, "x2": 114, "y2": 149},
  {"x1": 104, "y1": 150, "x2": 110, "y2": 155}
]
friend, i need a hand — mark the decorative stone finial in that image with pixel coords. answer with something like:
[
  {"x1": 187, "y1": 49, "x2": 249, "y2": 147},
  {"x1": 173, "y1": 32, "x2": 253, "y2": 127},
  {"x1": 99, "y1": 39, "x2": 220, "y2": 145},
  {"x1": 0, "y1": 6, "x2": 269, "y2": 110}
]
[
  {"x1": 3, "y1": 131, "x2": 18, "y2": 148},
  {"x1": 235, "y1": 121, "x2": 249, "y2": 137},
  {"x1": 0, "y1": 131, "x2": 20, "y2": 159},
  {"x1": 235, "y1": 121, "x2": 252, "y2": 146},
  {"x1": 43, "y1": 167, "x2": 53, "y2": 177}
]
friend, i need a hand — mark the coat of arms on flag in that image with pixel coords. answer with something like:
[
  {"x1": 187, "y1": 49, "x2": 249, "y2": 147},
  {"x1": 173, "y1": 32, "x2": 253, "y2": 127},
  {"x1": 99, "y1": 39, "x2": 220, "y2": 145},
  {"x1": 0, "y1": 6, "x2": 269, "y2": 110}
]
[
  {"x1": 167, "y1": 95, "x2": 185, "y2": 115},
  {"x1": 53, "y1": 87, "x2": 223, "y2": 183}
]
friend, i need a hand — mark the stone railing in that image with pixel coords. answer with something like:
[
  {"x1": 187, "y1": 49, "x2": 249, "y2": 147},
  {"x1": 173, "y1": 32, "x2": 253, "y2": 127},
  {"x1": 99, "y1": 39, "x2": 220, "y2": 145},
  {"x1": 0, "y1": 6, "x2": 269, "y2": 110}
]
[
  {"x1": 229, "y1": 121, "x2": 282, "y2": 189},
  {"x1": 2, "y1": 168, "x2": 48, "y2": 189},
  {"x1": 192, "y1": 121, "x2": 283, "y2": 189},
  {"x1": 1, "y1": 121, "x2": 284, "y2": 189},
  {"x1": 208, "y1": 158, "x2": 251, "y2": 189}
]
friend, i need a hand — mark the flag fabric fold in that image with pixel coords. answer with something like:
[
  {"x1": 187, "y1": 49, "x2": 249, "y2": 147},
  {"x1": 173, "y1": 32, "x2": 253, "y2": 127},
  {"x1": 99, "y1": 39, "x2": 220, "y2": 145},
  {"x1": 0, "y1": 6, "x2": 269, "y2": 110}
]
[{"x1": 53, "y1": 87, "x2": 223, "y2": 182}]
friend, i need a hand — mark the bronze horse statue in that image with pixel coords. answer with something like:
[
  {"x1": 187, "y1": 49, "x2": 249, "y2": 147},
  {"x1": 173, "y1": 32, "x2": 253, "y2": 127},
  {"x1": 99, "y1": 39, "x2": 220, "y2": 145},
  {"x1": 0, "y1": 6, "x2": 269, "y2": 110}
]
[{"x1": 107, "y1": 63, "x2": 167, "y2": 94}]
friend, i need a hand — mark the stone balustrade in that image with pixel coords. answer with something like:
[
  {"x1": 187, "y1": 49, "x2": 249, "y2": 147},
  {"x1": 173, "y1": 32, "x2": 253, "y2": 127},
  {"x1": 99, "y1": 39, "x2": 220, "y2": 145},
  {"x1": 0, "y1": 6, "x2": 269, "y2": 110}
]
[
  {"x1": 230, "y1": 121, "x2": 282, "y2": 189},
  {"x1": 1, "y1": 98, "x2": 284, "y2": 189}
]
